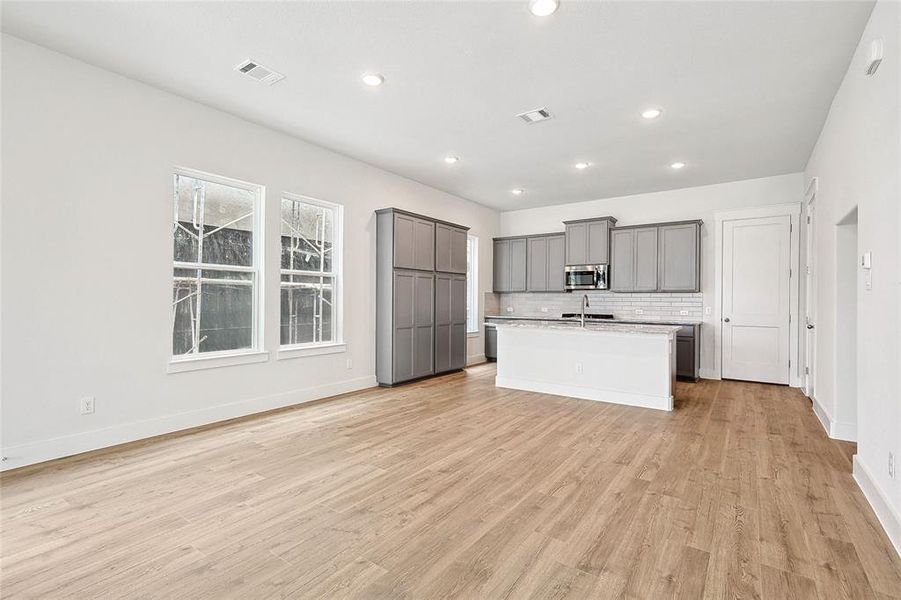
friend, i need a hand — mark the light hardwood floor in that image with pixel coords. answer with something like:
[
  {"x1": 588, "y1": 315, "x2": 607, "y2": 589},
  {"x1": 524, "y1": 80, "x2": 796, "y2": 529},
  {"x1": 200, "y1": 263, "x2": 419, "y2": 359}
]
[{"x1": 2, "y1": 364, "x2": 900, "y2": 599}]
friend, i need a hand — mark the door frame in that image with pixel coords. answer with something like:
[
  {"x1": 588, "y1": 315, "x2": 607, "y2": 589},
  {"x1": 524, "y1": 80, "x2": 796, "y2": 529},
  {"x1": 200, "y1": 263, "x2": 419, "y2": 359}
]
[
  {"x1": 803, "y1": 178, "x2": 817, "y2": 398},
  {"x1": 713, "y1": 202, "x2": 801, "y2": 385}
]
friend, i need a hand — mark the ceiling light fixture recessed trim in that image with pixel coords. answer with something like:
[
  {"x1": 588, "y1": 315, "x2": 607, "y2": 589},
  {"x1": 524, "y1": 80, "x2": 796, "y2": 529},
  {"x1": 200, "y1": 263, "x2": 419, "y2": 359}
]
[
  {"x1": 529, "y1": 0, "x2": 559, "y2": 17},
  {"x1": 574, "y1": 161, "x2": 591, "y2": 170},
  {"x1": 361, "y1": 73, "x2": 384, "y2": 86},
  {"x1": 641, "y1": 108, "x2": 663, "y2": 120},
  {"x1": 444, "y1": 155, "x2": 460, "y2": 164},
  {"x1": 511, "y1": 188, "x2": 524, "y2": 195},
  {"x1": 670, "y1": 161, "x2": 686, "y2": 170}
]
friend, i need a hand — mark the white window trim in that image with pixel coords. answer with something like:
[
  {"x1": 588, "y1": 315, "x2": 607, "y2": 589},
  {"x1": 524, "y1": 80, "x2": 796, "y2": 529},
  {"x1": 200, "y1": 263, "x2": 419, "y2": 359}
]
[
  {"x1": 168, "y1": 167, "x2": 265, "y2": 371},
  {"x1": 466, "y1": 234, "x2": 480, "y2": 334},
  {"x1": 279, "y1": 192, "x2": 344, "y2": 351}
]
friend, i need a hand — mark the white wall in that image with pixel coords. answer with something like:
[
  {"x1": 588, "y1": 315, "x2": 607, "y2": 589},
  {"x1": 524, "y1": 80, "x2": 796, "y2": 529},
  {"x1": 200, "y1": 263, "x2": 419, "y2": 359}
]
[
  {"x1": 0, "y1": 35, "x2": 499, "y2": 469},
  {"x1": 499, "y1": 172, "x2": 805, "y2": 377},
  {"x1": 803, "y1": 0, "x2": 900, "y2": 552}
]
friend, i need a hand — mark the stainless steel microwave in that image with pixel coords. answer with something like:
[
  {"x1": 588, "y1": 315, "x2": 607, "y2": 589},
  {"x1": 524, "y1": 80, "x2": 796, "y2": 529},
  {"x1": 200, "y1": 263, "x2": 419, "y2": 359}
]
[{"x1": 564, "y1": 264, "x2": 609, "y2": 291}]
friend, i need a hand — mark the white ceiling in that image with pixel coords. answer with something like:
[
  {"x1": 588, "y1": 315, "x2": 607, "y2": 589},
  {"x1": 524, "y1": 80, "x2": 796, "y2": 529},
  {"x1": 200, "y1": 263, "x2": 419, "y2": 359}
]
[{"x1": 1, "y1": 1, "x2": 874, "y2": 211}]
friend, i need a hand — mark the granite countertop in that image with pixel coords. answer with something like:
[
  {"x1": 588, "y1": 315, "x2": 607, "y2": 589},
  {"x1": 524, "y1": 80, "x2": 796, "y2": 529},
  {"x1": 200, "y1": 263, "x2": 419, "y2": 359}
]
[
  {"x1": 492, "y1": 320, "x2": 683, "y2": 336},
  {"x1": 484, "y1": 315, "x2": 701, "y2": 326}
]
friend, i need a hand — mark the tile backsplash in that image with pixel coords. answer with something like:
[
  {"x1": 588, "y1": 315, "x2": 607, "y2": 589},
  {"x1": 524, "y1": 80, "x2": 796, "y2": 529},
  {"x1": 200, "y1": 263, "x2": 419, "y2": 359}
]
[{"x1": 485, "y1": 291, "x2": 703, "y2": 321}]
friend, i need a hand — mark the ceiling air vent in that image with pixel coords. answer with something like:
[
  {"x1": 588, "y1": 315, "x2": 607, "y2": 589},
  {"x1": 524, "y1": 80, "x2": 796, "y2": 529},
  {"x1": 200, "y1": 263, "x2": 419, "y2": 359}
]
[
  {"x1": 234, "y1": 59, "x2": 285, "y2": 85},
  {"x1": 516, "y1": 107, "x2": 553, "y2": 124}
]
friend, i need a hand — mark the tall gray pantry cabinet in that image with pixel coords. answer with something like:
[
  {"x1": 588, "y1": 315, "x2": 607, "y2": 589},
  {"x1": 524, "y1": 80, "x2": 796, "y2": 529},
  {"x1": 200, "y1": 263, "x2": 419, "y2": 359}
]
[{"x1": 376, "y1": 208, "x2": 469, "y2": 386}]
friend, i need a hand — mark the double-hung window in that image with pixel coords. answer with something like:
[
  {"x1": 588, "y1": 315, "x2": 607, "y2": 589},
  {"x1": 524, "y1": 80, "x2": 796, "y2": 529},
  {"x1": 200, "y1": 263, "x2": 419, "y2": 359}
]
[
  {"x1": 171, "y1": 169, "x2": 263, "y2": 363},
  {"x1": 280, "y1": 193, "x2": 343, "y2": 350},
  {"x1": 466, "y1": 235, "x2": 479, "y2": 333}
]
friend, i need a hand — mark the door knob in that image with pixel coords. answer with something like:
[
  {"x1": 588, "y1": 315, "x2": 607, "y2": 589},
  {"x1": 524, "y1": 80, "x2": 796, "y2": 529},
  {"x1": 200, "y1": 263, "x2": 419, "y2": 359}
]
[
  {"x1": 807, "y1": 323, "x2": 815, "y2": 330},
  {"x1": 723, "y1": 317, "x2": 730, "y2": 323}
]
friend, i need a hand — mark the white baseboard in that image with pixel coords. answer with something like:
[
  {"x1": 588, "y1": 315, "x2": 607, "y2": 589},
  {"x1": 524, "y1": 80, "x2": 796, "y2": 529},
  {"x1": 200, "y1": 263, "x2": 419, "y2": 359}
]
[
  {"x1": 811, "y1": 396, "x2": 856, "y2": 441},
  {"x1": 1, "y1": 375, "x2": 377, "y2": 472},
  {"x1": 853, "y1": 455, "x2": 901, "y2": 557},
  {"x1": 495, "y1": 376, "x2": 672, "y2": 411},
  {"x1": 467, "y1": 353, "x2": 486, "y2": 366},
  {"x1": 699, "y1": 368, "x2": 720, "y2": 380}
]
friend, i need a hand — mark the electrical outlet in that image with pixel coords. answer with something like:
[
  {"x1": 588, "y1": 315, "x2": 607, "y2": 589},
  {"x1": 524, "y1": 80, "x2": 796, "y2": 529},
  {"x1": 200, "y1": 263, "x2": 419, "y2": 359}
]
[
  {"x1": 704, "y1": 306, "x2": 712, "y2": 316},
  {"x1": 680, "y1": 310, "x2": 689, "y2": 316},
  {"x1": 575, "y1": 362, "x2": 583, "y2": 374},
  {"x1": 80, "y1": 396, "x2": 95, "y2": 415},
  {"x1": 634, "y1": 308, "x2": 644, "y2": 315},
  {"x1": 346, "y1": 358, "x2": 353, "y2": 370},
  {"x1": 540, "y1": 307, "x2": 548, "y2": 313},
  {"x1": 506, "y1": 306, "x2": 514, "y2": 313},
  {"x1": 890, "y1": 452, "x2": 895, "y2": 478}
]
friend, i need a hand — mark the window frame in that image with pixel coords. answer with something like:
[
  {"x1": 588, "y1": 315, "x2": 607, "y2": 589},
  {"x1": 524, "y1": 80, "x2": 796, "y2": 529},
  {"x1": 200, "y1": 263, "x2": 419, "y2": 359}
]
[
  {"x1": 168, "y1": 166, "x2": 266, "y2": 372},
  {"x1": 466, "y1": 234, "x2": 479, "y2": 335},
  {"x1": 277, "y1": 191, "x2": 344, "y2": 358}
]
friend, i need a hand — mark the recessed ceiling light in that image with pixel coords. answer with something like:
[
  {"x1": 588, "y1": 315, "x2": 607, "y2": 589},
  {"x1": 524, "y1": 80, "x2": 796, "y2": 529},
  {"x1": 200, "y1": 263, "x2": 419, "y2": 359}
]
[
  {"x1": 641, "y1": 108, "x2": 662, "y2": 120},
  {"x1": 444, "y1": 155, "x2": 459, "y2": 164},
  {"x1": 361, "y1": 73, "x2": 384, "y2": 87},
  {"x1": 511, "y1": 188, "x2": 524, "y2": 195},
  {"x1": 574, "y1": 161, "x2": 591, "y2": 170},
  {"x1": 670, "y1": 161, "x2": 686, "y2": 170},
  {"x1": 529, "y1": 0, "x2": 559, "y2": 17}
]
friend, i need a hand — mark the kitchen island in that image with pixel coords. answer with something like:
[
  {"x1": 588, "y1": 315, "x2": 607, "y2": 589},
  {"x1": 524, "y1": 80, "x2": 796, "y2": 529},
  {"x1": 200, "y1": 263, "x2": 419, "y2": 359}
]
[{"x1": 494, "y1": 321, "x2": 681, "y2": 411}]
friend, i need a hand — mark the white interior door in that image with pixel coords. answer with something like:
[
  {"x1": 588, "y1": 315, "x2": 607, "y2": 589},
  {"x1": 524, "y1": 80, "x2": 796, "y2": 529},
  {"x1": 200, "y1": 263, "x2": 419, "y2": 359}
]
[
  {"x1": 804, "y1": 201, "x2": 816, "y2": 397},
  {"x1": 722, "y1": 215, "x2": 791, "y2": 384}
]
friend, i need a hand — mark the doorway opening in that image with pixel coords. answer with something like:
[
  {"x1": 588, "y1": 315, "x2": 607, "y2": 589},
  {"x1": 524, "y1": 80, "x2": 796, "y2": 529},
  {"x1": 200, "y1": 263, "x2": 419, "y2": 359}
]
[
  {"x1": 834, "y1": 207, "x2": 858, "y2": 441},
  {"x1": 804, "y1": 198, "x2": 816, "y2": 398}
]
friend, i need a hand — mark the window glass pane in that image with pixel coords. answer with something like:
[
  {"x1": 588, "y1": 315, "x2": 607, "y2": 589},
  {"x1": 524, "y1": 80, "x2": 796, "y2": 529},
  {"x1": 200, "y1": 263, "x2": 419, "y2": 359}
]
[
  {"x1": 280, "y1": 274, "x2": 334, "y2": 345},
  {"x1": 281, "y1": 199, "x2": 334, "y2": 273},
  {"x1": 172, "y1": 269, "x2": 253, "y2": 356},
  {"x1": 174, "y1": 175, "x2": 254, "y2": 267},
  {"x1": 466, "y1": 236, "x2": 478, "y2": 333}
]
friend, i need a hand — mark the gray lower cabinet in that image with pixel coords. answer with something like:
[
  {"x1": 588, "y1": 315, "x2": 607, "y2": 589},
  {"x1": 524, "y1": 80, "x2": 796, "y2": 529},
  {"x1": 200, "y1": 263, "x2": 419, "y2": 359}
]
[
  {"x1": 436, "y1": 223, "x2": 468, "y2": 274},
  {"x1": 564, "y1": 217, "x2": 616, "y2": 265},
  {"x1": 485, "y1": 324, "x2": 497, "y2": 361},
  {"x1": 676, "y1": 324, "x2": 700, "y2": 381},
  {"x1": 377, "y1": 208, "x2": 469, "y2": 386},
  {"x1": 435, "y1": 272, "x2": 467, "y2": 373},
  {"x1": 527, "y1": 234, "x2": 565, "y2": 292},
  {"x1": 492, "y1": 237, "x2": 527, "y2": 292},
  {"x1": 610, "y1": 220, "x2": 700, "y2": 293}
]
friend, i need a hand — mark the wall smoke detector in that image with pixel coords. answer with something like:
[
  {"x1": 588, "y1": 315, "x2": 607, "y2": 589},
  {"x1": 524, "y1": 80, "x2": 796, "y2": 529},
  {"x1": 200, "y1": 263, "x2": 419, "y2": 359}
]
[
  {"x1": 235, "y1": 59, "x2": 285, "y2": 85},
  {"x1": 516, "y1": 107, "x2": 553, "y2": 124}
]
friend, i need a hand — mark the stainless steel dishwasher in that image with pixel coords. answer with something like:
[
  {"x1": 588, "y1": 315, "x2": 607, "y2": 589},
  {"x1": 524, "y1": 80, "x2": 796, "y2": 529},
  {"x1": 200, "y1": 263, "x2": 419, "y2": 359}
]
[{"x1": 484, "y1": 323, "x2": 497, "y2": 361}]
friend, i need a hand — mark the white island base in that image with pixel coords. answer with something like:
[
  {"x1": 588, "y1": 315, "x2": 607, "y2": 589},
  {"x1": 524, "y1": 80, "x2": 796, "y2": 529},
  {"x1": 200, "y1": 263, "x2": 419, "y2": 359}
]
[{"x1": 494, "y1": 322, "x2": 680, "y2": 411}]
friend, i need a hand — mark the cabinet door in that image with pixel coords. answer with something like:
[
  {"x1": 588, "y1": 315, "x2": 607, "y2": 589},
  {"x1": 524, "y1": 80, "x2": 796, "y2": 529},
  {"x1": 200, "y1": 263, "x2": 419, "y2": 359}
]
[
  {"x1": 610, "y1": 229, "x2": 635, "y2": 292},
  {"x1": 546, "y1": 235, "x2": 565, "y2": 291},
  {"x1": 510, "y1": 238, "x2": 528, "y2": 292},
  {"x1": 413, "y1": 218, "x2": 435, "y2": 271},
  {"x1": 659, "y1": 223, "x2": 699, "y2": 291},
  {"x1": 451, "y1": 274, "x2": 468, "y2": 369},
  {"x1": 434, "y1": 273, "x2": 452, "y2": 373},
  {"x1": 412, "y1": 272, "x2": 434, "y2": 378},
  {"x1": 435, "y1": 223, "x2": 453, "y2": 272},
  {"x1": 634, "y1": 227, "x2": 659, "y2": 291},
  {"x1": 392, "y1": 271, "x2": 416, "y2": 381},
  {"x1": 565, "y1": 223, "x2": 588, "y2": 265},
  {"x1": 393, "y1": 214, "x2": 415, "y2": 269},
  {"x1": 450, "y1": 228, "x2": 468, "y2": 274},
  {"x1": 493, "y1": 240, "x2": 510, "y2": 292},
  {"x1": 676, "y1": 337, "x2": 694, "y2": 379},
  {"x1": 587, "y1": 220, "x2": 610, "y2": 264},
  {"x1": 527, "y1": 237, "x2": 548, "y2": 292}
]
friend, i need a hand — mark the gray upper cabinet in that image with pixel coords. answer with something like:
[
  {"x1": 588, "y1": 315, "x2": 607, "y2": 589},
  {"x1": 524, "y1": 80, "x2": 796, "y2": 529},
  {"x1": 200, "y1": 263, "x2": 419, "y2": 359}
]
[
  {"x1": 658, "y1": 222, "x2": 700, "y2": 292},
  {"x1": 376, "y1": 208, "x2": 469, "y2": 386},
  {"x1": 610, "y1": 220, "x2": 700, "y2": 293},
  {"x1": 493, "y1": 237, "x2": 527, "y2": 292},
  {"x1": 393, "y1": 213, "x2": 434, "y2": 271},
  {"x1": 610, "y1": 229, "x2": 635, "y2": 292},
  {"x1": 526, "y1": 234, "x2": 565, "y2": 292},
  {"x1": 634, "y1": 227, "x2": 659, "y2": 292},
  {"x1": 436, "y1": 223, "x2": 468, "y2": 274},
  {"x1": 564, "y1": 217, "x2": 616, "y2": 265}
]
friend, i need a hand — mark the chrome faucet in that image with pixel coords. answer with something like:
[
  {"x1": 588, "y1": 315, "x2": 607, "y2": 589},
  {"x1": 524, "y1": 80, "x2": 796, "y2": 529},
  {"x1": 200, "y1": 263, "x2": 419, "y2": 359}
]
[{"x1": 580, "y1": 294, "x2": 590, "y2": 328}]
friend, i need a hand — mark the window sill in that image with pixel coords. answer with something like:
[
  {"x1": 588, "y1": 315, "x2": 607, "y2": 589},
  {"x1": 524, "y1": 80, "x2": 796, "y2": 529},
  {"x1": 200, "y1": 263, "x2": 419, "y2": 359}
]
[
  {"x1": 168, "y1": 350, "x2": 270, "y2": 374},
  {"x1": 277, "y1": 343, "x2": 346, "y2": 361}
]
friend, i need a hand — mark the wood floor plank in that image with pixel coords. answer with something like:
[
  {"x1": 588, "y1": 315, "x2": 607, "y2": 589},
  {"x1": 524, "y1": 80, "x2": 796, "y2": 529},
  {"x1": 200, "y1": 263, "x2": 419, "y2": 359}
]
[{"x1": 2, "y1": 364, "x2": 899, "y2": 598}]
